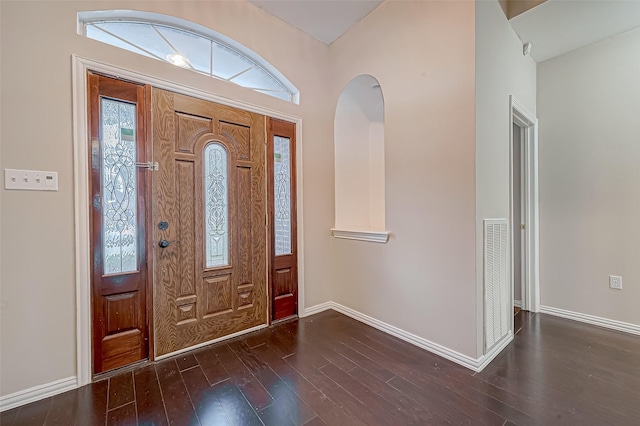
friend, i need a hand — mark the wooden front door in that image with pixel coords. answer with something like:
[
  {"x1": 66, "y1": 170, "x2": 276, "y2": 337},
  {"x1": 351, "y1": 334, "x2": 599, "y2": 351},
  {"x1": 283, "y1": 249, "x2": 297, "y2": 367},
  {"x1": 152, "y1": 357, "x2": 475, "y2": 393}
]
[
  {"x1": 152, "y1": 88, "x2": 267, "y2": 356},
  {"x1": 88, "y1": 73, "x2": 150, "y2": 374},
  {"x1": 267, "y1": 118, "x2": 298, "y2": 320}
]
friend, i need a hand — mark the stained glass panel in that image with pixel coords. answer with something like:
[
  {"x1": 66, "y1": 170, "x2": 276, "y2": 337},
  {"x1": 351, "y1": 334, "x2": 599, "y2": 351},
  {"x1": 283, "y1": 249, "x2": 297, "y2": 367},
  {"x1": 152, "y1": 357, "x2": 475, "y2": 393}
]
[
  {"x1": 101, "y1": 98, "x2": 138, "y2": 275},
  {"x1": 204, "y1": 144, "x2": 229, "y2": 268},
  {"x1": 274, "y1": 136, "x2": 292, "y2": 256}
]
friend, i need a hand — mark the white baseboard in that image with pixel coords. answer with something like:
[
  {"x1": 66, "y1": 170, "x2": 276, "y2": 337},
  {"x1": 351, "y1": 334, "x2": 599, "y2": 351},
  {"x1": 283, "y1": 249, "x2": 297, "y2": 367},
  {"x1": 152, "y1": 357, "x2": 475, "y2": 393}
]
[
  {"x1": 540, "y1": 305, "x2": 640, "y2": 336},
  {"x1": 0, "y1": 376, "x2": 78, "y2": 412},
  {"x1": 514, "y1": 299, "x2": 522, "y2": 308},
  {"x1": 304, "y1": 301, "x2": 512, "y2": 372},
  {"x1": 302, "y1": 301, "x2": 334, "y2": 317},
  {"x1": 478, "y1": 331, "x2": 513, "y2": 371}
]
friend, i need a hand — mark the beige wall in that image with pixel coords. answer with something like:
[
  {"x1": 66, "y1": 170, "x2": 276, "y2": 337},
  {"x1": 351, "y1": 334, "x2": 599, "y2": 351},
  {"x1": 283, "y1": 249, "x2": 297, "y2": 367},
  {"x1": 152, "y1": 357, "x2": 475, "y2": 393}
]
[
  {"x1": 334, "y1": 79, "x2": 377, "y2": 230},
  {"x1": 0, "y1": 0, "x2": 332, "y2": 396},
  {"x1": 334, "y1": 74, "x2": 385, "y2": 231},
  {"x1": 538, "y1": 28, "x2": 640, "y2": 325},
  {"x1": 475, "y1": 0, "x2": 536, "y2": 355},
  {"x1": 329, "y1": 0, "x2": 478, "y2": 357},
  {"x1": 369, "y1": 121, "x2": 385, "y2": 229}
]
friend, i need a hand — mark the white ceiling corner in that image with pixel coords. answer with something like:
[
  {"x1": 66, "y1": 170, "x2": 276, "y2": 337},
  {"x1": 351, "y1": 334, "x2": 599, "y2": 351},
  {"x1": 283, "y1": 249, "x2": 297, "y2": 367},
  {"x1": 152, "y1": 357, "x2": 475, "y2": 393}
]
[
  {"x1": 248, "y1": 0, "x2": 384, "y2": 44},
  {"x1": 509, "y1": 0, "x2": 640, "y2": 63}
]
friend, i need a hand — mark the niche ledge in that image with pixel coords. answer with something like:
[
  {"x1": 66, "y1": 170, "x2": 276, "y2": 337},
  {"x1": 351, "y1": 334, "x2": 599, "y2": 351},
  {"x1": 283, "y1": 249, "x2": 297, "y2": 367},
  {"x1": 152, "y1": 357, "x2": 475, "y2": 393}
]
[{"x1": 331, "y1": 228, "x2": 390, "y2": 243}]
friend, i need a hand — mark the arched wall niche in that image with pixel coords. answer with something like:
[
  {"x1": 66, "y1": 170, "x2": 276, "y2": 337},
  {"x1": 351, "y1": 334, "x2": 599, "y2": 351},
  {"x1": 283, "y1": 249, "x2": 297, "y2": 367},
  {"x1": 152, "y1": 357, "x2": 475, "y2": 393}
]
[{"x1": 333, "y1": 74, "x2": 388, "y2": 243}]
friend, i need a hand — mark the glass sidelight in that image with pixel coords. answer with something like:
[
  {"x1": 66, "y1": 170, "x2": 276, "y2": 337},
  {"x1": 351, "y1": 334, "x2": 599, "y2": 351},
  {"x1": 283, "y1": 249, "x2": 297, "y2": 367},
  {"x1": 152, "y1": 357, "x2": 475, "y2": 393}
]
[
  {"x1": 267, "y1": 118, "x2": 298, "y2": 321},
  {"x1": 273, "y1": 136, "x2": 292, "y2": 256},
  {"x1": 100, "y1": 98, "x2": 139, "y2": 275},
  {"x1": 89, "y1": 72, "x2": 149, "y2": 374}
]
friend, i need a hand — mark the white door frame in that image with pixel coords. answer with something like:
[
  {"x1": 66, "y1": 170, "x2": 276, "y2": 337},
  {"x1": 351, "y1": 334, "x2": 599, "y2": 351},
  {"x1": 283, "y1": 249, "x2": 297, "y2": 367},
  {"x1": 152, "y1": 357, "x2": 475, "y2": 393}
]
[
  {"x1": 72, "y1": 55, "x2": 305, "y2": 386},
  {"x1": 509, "y1": 95, "x2": 540, "y2": 315}
]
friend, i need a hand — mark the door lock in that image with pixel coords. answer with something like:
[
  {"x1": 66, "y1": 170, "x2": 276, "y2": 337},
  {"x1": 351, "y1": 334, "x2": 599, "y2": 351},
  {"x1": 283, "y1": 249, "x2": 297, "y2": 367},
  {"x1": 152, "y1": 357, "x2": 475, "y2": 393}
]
[{"x1": 158, "y1": 221, "x2": 169, "y2": 230}]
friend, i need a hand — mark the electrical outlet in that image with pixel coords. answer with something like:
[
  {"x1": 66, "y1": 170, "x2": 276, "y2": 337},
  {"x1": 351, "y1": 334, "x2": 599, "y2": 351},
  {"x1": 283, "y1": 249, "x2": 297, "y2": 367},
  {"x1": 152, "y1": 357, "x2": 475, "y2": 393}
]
[{"x1": 609, "y1": 275, "x2": 622, "y2": 290}]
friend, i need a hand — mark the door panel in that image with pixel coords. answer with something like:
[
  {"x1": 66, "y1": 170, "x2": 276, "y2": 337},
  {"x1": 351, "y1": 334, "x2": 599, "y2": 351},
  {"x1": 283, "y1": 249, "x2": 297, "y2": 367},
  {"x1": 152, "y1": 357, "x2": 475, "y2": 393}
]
[
  {"x1": 88, "y1": 73, "x2": 150, "y2": 374},
  {"x1": 273, "y1": 267, "x2": 295, "y2": 319},
  {"x1": 267, "y1": 119, "x2": 298, "y2": 321},
  {"x1": 153, "y1": 88, "x2": 267, "y2": 356}
]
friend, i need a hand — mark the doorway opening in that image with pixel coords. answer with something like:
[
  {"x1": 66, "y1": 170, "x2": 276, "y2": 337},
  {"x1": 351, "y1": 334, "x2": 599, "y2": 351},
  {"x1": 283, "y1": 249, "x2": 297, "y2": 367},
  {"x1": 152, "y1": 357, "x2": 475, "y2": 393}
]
[
  {"x1": 75, "y1": 57, "x2": 304, "y2": 385},
  {"x1": 509, "y1": 96, "x2": 540, "y2": 335},
  {"x1": 512, "y1": 122, "x2": 524, "y2": 311}
]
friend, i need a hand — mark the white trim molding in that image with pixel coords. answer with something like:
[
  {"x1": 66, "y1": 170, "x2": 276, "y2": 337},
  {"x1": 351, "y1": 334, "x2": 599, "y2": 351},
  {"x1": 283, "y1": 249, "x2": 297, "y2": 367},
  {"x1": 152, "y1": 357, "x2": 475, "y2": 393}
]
[
  {"x1": 304, "y1": 302, "x2": 512, "y2": 372},
  {"x1": 72, "y1": 56, "x2": 92, "y2": 388},
  {"x1": 295, "y1": 123, "x2": 306, "y2": 317},
  {"x1": 331, "y1": 229, "x2": 390, "y2": 243},
  {"x1": 0, "y1": 377, "x2": 77, "y2": 412},
  {"x1": 301, "y1": 301, "x2": 334, "y2": 317},
  {"x1": 540, "y1": 306, "x2": 640, "y2": 336},
  {"x1": 477, "y1": 332, "x2": 513, "y2": 371},
  {"x1": 514, "y1": 300, "x2": 522, "y2": 309}
]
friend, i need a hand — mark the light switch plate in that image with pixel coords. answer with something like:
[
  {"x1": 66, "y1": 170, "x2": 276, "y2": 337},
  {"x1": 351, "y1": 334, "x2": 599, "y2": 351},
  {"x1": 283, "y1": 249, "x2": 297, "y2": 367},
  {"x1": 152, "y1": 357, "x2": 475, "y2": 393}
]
[{"x1": 4, "y1": 169, "x2": 58, "y2": 191}]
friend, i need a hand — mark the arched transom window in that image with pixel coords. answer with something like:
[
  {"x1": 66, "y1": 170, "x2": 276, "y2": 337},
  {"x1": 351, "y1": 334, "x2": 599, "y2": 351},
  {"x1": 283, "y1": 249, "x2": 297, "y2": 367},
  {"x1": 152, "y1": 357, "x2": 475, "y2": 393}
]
[{"x1": 79, "y1": 11, "x2": 299, "y2": 103}]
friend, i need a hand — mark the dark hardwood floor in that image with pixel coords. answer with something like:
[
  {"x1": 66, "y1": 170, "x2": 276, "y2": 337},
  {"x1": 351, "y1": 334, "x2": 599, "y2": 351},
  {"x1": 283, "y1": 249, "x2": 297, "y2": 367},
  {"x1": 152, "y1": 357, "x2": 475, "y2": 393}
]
[{"x1": 2, "y1": 310, "x2": 639, "y2": 425}]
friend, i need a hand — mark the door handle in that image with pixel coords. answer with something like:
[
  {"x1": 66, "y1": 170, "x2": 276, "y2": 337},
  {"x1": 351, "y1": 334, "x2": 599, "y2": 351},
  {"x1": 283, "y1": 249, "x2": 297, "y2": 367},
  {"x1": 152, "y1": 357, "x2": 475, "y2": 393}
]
[{"x1": 158, "y1": 239, "x2": 180, "y2": 248}]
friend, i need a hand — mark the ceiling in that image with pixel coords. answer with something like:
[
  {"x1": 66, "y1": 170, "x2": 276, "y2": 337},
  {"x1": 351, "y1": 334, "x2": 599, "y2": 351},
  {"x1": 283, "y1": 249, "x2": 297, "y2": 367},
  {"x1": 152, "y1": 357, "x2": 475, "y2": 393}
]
[
  {"x1": 510, "y1": 0, "x2": 640, "y2": 62},
  {"x1": 248, "y1": 0, "x2": 640, "y2": 62},
  {"x1": 248, "y1": 0, "x2": 383, "y2": 44}
]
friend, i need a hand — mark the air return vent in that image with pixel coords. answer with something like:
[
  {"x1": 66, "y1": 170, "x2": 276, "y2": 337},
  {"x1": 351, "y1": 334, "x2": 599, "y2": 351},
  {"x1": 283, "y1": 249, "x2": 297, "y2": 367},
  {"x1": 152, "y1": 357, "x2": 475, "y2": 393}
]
[{"x1": 484, "y1": 219, "x2": 509, "y2": 352}]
